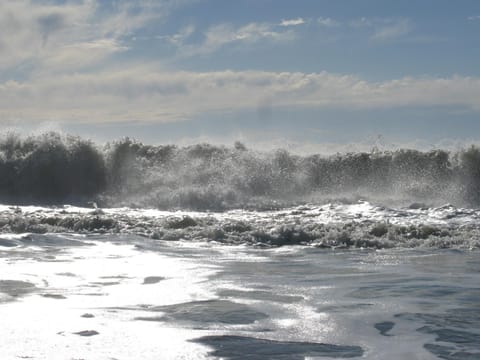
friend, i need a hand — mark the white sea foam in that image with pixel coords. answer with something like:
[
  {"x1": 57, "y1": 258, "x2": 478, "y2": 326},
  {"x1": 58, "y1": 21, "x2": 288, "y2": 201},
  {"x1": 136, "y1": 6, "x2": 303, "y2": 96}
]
[
  {"x1": 2, "y1": 235, "x2": 478, "y2": 359},
  {"x1": 1, "y1": 201, "x2": 479, "y2": 249},
  {"x1": 1, "y1": 134, "x2": 479, "y2": 358}
]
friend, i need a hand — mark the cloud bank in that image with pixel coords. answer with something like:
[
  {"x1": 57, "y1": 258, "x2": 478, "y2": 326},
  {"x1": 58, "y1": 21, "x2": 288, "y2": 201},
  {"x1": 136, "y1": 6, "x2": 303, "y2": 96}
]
[
  {"x1": 0, "y1": 1, "x2": 479, "y2": 126},
  {"x1": 2, "y1": 69, "x2": 480, "y2": 123},
  {"x1": 0, "y1": 0, "x2": 178, "y2": 73}
]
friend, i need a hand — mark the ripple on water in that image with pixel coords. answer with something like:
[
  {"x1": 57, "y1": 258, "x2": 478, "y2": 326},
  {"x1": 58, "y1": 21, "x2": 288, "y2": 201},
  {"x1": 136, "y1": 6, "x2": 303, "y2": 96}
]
[
  {"x1": 191, "y1": 335, "x2": 364, "y2": 360},
  {"x1": 217, "y1": 289, "x2": 303, "y2": 304},
  {"x1": 0, "y1": 280, "x2": 37, "y2": 302},
  {"x1": 396, "y1": 309, "x2": 480, "y2": 359},
  {"x1": 142, "y1": 276, "x2": 165, "y2": 285},
  {"x1": 135, "y1": 299, "x2": 268, "y2": 325},
  {"x1": 374, "y1": 321, "x2": 395, "y2": 336}
]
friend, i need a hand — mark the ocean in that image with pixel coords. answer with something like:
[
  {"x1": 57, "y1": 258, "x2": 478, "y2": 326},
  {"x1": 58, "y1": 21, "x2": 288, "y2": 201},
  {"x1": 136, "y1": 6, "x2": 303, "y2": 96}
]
[{"x1": 0, "y1": 133, "x2": 479, "y2": 359}]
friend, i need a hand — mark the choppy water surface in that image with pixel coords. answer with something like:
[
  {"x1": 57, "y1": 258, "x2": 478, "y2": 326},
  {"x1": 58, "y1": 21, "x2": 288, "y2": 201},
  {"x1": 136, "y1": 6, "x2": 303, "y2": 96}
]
[
  {"x1": 1, "y1": 201, "x2": 479, "y2": 249},
  {"x1": 1, "y1": 214, "x2": 479, "y2": 359},
  {"x1": 1, "y1": 134, "x2": 480, "y2": 359}
]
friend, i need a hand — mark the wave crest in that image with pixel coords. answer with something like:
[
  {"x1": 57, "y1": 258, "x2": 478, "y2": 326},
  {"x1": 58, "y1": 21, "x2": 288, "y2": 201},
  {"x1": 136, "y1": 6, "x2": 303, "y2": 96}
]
[{"x1": 1, "y1": 132, "x2": 480, "y2": 209}]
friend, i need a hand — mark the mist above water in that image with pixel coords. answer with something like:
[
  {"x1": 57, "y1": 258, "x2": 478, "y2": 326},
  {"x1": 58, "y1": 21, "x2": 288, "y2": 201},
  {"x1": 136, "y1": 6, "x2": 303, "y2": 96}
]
[{"x1": 1, "y1": 132, "x2": 480, "y2": 210}]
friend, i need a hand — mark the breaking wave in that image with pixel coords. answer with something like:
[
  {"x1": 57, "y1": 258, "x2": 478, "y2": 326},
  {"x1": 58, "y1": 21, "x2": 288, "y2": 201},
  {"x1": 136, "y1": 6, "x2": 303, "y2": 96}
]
[
  {"x1": 1, "y1": 202, "x2": 479, "y2": 249},
  {"x1": 1, "y1": 132, "x2": 480, "y2": 210}
]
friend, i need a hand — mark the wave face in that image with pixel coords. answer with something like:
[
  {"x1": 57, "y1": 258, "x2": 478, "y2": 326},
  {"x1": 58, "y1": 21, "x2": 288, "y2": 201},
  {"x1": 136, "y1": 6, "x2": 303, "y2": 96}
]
[
  {"x1": 0, "y1": 133, "x2": 106, "y2": 204},
  {"x1": 1, "y1": 132, "x2": 480, "y2": 209}
]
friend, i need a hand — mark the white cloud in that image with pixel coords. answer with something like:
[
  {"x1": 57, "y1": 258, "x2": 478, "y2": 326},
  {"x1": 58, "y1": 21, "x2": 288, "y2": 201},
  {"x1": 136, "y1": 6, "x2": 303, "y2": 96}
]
[
  {"x1": 0, "y1": 0, "x2": 179, "y2": 73},
  {"x1": 176, "y1": 22, "x2": 296, "y2": 56},
  {"x1": 349, "y1": 17, "x2": 373, "y2": 28},
  {"x1": 0, "y1": 0, "x2": 94, "y2": 70},
  {"x1": 348, "y1": 17, "x2": 413, "y2": 41},
  {"x1": 280, "y1": 18, "x2": 305, "y2": 27},
  {"x1": 0, "y1": 2, "x2": 477, "y2": 126},
  {"x1": 317, "y1": 17, "x2": 340, "y2": 27},
  {"x1": 208, "y1": 22, "x2": 292, "y2": 43},
  {"x1": 1, "y1": 68, "x2": 479, "y2": 124},
  {"x1": 94, "y1": 0, "x2": 183, "y2": 38},
  {"x1": 158, "y1": 25, "x2": 195, "y2": 45},
  {"x1": 371, "y1": 18, "x2": 412, "y2": 40},
  {"x1": 41, "y1": 39, "x2": 128, "y2": 71},
  {"x1": 468, "y1": 15, "x2": 480, "y2": 21}
]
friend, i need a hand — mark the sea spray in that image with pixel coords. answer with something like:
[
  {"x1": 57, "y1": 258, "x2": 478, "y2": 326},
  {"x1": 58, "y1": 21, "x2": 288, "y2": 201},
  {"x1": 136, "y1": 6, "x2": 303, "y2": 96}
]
[{"x1": 1, "y1": 132, "x2": 480, "y2": 209}]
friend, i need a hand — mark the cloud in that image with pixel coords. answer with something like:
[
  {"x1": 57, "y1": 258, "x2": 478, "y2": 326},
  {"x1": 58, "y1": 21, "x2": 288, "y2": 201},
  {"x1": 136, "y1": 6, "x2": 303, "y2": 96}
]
[
  {"x1": 317, "y1": 17, "x2": 340, "y2": 27},
  {"x1": 41, "y1": 39, "x2": 129, "y2": 71},
  {"x1": 280, "y1": 18, "x2": 306, "y2": 27},
  {"x1": 0, "y1": 0, "x2": 94, "y2": 71},
  {"x1": 0, "y1": 0, "x2": 180, "y2": 73},
  {"x1": 37, "y1": 12, "x2": 67, "y2": 45},
  {"x1": 349, "y1": 17, "x2": 372, "y2": 28},
  {"x1": 175, "y1": 21, "x2": 296, "y2": 56},
  {"x1": 93, "y1": 0, "x2": 181, "y2": 38},
  {"x1": 158, "y1": 25, "x2": 195, "y2": 45},
  {"x1": 1, "y1": 68, "x2": 479, "y2": 124},
  {"x1": 349, "y1": 17, "x2": 413, "y2": 41},
  {"x1": 207, "y1": 22, "x2": 292, "y2": 44},
  {"x1": 0, "y1": 2, "x2": 476, "y2": 127},
  {"x1": 371, "y1": 18, "x2": 412, "y2": 40},
  {"x1": 468, "y1": 15, "x2": 480, "y2": 21}
]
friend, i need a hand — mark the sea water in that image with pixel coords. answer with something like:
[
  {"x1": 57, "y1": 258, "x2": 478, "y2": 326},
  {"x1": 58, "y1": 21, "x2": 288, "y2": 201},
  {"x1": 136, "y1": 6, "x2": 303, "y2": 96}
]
[
  {"x1": 0, "y1": 134, "x2": 479, "y2": 359},
  {"x1": 0, "y1": 203, "x2": 479, "y2": 360}
]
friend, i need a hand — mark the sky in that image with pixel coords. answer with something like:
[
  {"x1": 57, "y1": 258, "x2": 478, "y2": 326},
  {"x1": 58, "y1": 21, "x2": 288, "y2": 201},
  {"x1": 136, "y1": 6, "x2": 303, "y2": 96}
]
[{"x1": 1, "y1": 0, "x2": 480, "y2": 152}]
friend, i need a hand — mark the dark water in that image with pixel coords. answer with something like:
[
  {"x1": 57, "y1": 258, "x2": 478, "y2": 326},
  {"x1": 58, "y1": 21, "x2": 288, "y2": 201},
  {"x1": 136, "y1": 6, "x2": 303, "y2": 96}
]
[{"x1": 192, "y1": 335, "x2": 364, "y2": 359}]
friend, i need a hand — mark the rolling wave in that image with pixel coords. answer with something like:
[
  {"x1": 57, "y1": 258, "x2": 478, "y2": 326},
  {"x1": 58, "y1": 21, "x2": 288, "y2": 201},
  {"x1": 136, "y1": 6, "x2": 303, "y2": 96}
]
[{"x1": 1, "y1": 132, "x2": 480, "y2": 209}]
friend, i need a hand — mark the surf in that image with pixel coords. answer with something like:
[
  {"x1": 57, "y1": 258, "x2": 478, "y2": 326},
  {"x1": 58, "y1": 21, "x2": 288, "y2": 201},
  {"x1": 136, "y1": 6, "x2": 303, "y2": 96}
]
[{"x1": 1, "y1": 132, "x2": 480, "y2": 210}]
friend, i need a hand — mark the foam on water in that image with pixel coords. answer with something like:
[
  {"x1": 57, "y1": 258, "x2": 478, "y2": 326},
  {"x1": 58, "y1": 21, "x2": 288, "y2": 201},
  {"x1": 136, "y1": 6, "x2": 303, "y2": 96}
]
[
  {"x1": 1, "y1": 133, "x2": 479, "y2": 359},
  {"x1": 1, "y1": 235, "x2": 478, "y2": 359},
  {"x1": 0, "y1": 201, "x2": 479, "y2": 249},
  {"x1": 0, "y1": 239, "x2": 216, "y2": 359}
]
